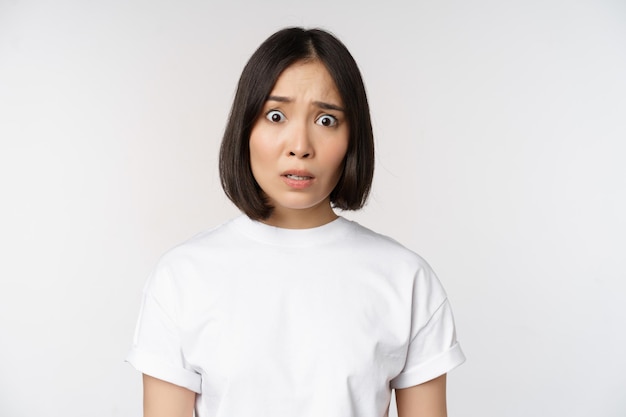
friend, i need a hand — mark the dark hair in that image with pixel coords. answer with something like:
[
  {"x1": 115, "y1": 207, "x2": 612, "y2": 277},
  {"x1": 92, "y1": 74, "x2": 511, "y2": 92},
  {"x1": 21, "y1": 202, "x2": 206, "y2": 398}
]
[{"x1": 219, "y1": 27, "x2": 374, "y2": 220}]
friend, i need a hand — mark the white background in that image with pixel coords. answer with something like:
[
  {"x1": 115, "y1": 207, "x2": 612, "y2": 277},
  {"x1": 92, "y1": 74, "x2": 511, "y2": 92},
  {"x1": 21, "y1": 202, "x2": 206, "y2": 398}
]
[{"x1": 1, "y1": 0, "x2": 625, "y2": 416}]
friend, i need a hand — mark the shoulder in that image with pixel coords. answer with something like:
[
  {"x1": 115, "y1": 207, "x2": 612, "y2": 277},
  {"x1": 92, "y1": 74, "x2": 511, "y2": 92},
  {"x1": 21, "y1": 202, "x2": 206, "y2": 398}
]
[
  {"x1": 343, "y1": 219, "x2": 449, "y2": 310},
  {"x1": 144, "y1": 217, "x2": 243, "y2": 292},
  {"x1": 158, "y1": 217, "x2": 243, "y2": 264},
  {"x1": 343, "y1": 219, "x2": 431, "y2": 268},
  {"x1": 341, "y1": 219, "x2": 443, "y2": 292}
]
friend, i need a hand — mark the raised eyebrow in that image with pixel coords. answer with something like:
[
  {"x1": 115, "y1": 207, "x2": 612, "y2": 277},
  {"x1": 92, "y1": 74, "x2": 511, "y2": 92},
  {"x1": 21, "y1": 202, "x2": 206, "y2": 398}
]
[
  {"x1": 266, "y1": 96, "x2": 344, "y2": 112},
  {"x1": 314, "y1": 101, "x2": 345, "y2": 112},
  {"x1": 266, "y1": 95, "x2": 291, "y2": 103}
]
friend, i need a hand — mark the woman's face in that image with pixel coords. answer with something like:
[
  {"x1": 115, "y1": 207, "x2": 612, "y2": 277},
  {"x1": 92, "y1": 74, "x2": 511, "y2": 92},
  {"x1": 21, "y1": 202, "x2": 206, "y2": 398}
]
[{"x1": 249, "y1": 60, "x2": 349, "y2": 228}]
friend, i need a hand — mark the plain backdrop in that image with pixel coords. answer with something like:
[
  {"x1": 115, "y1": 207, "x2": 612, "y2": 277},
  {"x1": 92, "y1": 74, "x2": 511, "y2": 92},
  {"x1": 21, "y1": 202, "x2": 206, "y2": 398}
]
[{"x1": 1, "y1": 0, "x2": 625, "y2": 416}]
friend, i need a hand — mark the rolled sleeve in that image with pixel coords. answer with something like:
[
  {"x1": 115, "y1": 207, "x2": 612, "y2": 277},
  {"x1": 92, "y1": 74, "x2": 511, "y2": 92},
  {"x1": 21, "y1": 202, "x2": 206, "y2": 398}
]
[
  {"x1": 391, "y1": 298, "x2": 466, "y2": 389},
  {"x1": 126, "y1": 267, "x2": 202, "y2": 393}
]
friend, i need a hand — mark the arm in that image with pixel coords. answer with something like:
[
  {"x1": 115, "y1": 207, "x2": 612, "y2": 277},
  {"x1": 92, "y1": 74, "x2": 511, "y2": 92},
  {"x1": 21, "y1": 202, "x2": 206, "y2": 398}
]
[
  {"x1": 395, "y1": 374, "x2": 447, "y2": 417},
  {"x1": 143, "y1": 374, "x2": 196, "y2": 417}
]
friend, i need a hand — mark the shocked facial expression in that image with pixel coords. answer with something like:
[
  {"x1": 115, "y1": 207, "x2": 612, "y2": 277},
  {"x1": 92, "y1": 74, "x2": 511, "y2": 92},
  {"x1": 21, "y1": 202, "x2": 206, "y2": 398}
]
[{"x1": 249, "y1": 60, "x2": 349, "y2": 227}]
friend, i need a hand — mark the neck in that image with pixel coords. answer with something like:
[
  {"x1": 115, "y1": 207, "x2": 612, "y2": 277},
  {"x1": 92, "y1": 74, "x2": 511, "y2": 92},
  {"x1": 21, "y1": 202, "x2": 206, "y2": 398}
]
[{"x1": 261, "y1": 204, "x2": 338, "y2": 229}]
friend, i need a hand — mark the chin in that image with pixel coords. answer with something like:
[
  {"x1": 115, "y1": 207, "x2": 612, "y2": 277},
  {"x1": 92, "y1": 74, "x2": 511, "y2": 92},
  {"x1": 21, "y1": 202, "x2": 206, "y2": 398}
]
[{"x1": 272, "y1": 197, "x2": 330, "y2": 212}]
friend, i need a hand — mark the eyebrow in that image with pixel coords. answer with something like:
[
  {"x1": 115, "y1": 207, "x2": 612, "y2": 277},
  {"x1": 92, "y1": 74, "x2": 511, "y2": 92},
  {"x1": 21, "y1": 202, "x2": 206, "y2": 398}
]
[{"x1": 267, "y1": 95, "x2": 345, "y2": 112}]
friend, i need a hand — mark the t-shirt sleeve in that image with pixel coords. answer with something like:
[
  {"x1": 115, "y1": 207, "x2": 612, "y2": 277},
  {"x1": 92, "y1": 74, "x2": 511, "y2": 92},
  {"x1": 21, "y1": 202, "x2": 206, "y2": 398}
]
[
  {"x1": 390, "y1": 264, "x2": 466, "y2": 389},
  {"x1": 126, "y1": 264, "x2": 202, "y2": 394}
]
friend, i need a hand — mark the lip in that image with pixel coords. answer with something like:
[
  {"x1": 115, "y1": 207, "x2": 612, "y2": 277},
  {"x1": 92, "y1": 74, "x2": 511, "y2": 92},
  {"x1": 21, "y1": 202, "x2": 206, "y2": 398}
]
[{"x1": 281, "y1": 169, "x2": 315, "y2": 189}]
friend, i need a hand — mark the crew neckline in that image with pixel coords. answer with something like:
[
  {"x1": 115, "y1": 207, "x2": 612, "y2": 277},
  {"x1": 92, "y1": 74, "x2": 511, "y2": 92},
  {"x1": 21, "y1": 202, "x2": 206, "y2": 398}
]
[{"x1": 229, "y1": 215, "x2": 353, "y2": 247}]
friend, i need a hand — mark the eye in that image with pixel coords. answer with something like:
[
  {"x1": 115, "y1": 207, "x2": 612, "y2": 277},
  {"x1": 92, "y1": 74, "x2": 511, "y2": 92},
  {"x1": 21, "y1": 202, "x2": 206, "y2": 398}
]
[
  {"x1": 265, "y1": 110, "x2": 286, "y2": 123},
  {"x1": 315, "y1": 114, "x2": 338, "y2": 127}
]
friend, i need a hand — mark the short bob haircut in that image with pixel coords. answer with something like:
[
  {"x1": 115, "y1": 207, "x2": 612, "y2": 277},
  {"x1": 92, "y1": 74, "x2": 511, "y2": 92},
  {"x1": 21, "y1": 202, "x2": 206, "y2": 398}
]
[{"x1": 219, "y1": 27, "x2": 375, "y2": 220}]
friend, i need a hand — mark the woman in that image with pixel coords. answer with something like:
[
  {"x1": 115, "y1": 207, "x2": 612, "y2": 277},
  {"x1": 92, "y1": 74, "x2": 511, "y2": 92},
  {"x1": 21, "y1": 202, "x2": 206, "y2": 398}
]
[{"x1": 127, "y1": 27, "x2": 465, "y2": 417}]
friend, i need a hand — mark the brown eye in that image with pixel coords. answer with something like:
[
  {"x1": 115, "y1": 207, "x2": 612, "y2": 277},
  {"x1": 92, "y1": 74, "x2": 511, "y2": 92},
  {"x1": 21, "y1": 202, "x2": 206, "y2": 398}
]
[
  {"x1": 266, "y1": 110, "x2": 286, "y2": 123},
  {"x1": 316, "y1": 114, "x2": 338, "y2": 127}
]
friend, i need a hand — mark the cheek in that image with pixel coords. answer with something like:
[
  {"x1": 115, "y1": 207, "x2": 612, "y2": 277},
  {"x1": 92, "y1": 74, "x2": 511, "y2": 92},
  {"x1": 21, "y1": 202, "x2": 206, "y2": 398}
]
[
  {"x1": 249, "y1": 128, "x2": 273, "y2": 169},
  {"x1": 332, "y1": 146, "x2": 348, "y2": 168},
  {"x1": 327, "y1": 141, "x2": 350, "y2": 179},
  {"x1": 333, "y1": 132, "x2": 350, "y2": 166}
]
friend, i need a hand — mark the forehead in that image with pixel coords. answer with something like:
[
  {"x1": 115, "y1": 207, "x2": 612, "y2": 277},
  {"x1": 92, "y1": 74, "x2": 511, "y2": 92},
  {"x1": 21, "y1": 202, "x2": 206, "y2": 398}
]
[{"x1": 270, "y1": 60, "x2": 342, "y2": 104}]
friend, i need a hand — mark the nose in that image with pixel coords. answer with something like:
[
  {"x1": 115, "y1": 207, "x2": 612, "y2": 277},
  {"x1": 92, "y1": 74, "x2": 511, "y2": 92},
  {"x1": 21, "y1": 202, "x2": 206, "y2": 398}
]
[{"x1": 286, "y1": 122, "x2": 314, "y2": 159}]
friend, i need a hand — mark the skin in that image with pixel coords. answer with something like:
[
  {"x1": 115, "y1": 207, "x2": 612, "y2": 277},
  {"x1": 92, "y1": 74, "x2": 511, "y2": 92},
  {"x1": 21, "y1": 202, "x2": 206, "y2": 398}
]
[
  {"x1": 249, "y1": 59, "x2": 349, "y2": 229},
  {"x1": 142, "y1": 59, "x2": 449, "y2": 416},
  {"x1": 396, "y1": 374, "x2": 448, "y2": 417},
  {"x1": 142, "y1": 374, "x2": 194, "y2": 417},
  {"x1": 142, "y1": 373, "x2": 448, "y2": 417}
]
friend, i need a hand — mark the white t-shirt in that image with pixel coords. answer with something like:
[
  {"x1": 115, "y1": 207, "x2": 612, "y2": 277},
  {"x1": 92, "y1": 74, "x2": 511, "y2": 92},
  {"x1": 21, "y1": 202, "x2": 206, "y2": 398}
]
[{"x1": 127, "y1": 215, "x2": 465, "y2": 417}]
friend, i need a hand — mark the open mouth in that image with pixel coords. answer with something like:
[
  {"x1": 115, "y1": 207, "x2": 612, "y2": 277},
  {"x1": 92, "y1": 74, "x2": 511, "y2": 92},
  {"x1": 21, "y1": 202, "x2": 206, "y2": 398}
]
[{"x1": 285, "y1": 174, "x2": 312, "y2": 180}]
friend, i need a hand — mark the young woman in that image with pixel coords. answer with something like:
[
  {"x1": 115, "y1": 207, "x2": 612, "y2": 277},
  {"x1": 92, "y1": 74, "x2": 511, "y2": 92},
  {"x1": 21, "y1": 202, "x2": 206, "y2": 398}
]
[{"x1": 127, "y1": 27, "x2": 465, "y2": 417}]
